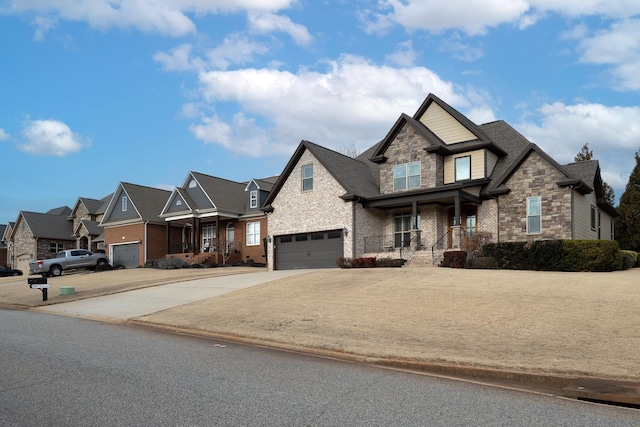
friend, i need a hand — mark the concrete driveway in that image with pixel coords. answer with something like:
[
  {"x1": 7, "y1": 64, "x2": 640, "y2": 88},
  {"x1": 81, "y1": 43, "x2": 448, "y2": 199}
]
[{"x1": 36, "y1": 269, "x2": 311, "y2": 321}]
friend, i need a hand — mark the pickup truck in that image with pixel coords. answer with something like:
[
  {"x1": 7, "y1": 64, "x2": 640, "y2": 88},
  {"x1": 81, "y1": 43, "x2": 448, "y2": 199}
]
[{"x1": 29, "y1": 249, "x2": 111, "y2": 277}]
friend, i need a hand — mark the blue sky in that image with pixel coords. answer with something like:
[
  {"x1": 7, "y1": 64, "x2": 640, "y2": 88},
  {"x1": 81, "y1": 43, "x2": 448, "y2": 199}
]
[{"x1": 1, "y1": 1, "x2": 640, "y2": 225}]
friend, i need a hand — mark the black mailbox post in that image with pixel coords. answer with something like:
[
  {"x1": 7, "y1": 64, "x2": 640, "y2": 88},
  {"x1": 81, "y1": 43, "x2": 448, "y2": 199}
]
[{"x1": 28, "y1": 277, "x2": 51, "y2": 301}]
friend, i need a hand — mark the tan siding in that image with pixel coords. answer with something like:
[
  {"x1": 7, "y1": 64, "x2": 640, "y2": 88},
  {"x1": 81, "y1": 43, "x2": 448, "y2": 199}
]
[
  {"x1": 420, "y1": 102, "x2": 476, "y2": 144},
  {"x1": 443, "y1": 149, "x2": 485, "y2": 184},
  {"x1": 572, "y1": 191, "x2": 614, "y2": 240}
]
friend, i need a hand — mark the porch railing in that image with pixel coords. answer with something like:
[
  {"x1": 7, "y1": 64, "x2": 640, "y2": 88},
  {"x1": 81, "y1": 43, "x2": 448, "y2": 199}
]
[
  {"x1": 431, "y1": 230, "x2": 449, "y2": 266},
  {"x1": 363, "y1": 233, "x2": 425, "y2": 257}
]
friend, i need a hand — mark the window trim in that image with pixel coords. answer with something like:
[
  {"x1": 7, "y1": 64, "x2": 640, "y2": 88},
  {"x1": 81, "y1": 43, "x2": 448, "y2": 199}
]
[
  {"x1": 455, "y1": 156, "x2": 471, "y2": 181},
  {"x1": 250, "y1": 190, "x2": 258, "y2": 209},
  {"x1": 122, "y1": 196, "x2": 128, "y2": 212},
  {"x1": 590, "y1": 205, "x2": 597, "y2": 231},
  {"x1": 246, "y1": 221, "x2": 260, "y2": 246},
  {"x1": 393, "y1": 161, "x2": 421, "y2": 191},
  {"x1": 526, "y1": 196, "x2": 542, "y2": 235},
  {"x1": 302, "y1": 164, "x2": 313, "y2": 191}
]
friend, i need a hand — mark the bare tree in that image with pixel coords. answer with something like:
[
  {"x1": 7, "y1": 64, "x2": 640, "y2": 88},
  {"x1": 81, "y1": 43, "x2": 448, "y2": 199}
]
[{"x1": 340, "y1": 144, "x2": 360, "y2": 158}]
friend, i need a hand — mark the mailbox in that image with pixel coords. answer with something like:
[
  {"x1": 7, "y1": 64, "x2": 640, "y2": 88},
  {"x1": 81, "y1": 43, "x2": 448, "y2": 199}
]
[{"x1": 28, "y1": 277, "x2": 51, "y2": 301}]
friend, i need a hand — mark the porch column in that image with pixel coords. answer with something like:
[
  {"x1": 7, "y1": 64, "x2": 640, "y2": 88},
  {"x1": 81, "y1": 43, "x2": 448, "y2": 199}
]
[
  {"x1": 452, "y1": 195, "x2": 463, "y2": 249},
  {"x1": 192, "y1": 217, "x2": 198, "y2": 253},
  {"x1": 411, "y1": 201, "x2": 421, "y2": 250}
]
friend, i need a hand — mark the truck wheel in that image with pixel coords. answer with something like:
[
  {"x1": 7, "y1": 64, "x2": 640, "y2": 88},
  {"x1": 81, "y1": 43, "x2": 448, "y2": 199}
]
[
  {"x1": 97, "y1": 259, "x2": 108, "y2": 266},
  {"x1": 50, "y1": 265, "x2": 63, "y2": 277}
]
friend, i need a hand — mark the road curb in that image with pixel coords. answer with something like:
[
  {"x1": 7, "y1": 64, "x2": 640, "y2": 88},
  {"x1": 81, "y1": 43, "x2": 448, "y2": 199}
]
[{"x1": 128, "y1": 319, "x2": 578, "y2": 396}]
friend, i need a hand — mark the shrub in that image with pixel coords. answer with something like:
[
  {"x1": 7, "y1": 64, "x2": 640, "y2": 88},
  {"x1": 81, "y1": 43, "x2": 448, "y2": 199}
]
[
  {"x1": 439, "y1": 250, "x2": 468, "y2": 268},
  {"x1": 153, "y1": 257, "x2": 189, "y2": 270},
  {"x1": 375, "y1": 258, "x2": 405, "y2": 268},
  {"x1": 466, "y1": 256, "x2": 498, "y2": 269},
  {"x1": 561, "y1": 240, "x2": 622, "y2": 272},
  {"x1": 482, "y1": 240, "x2": 622, "y2": 272},
  {"x1": 352, "y1": 257, "x2": 376, "y2": 268},
  {"x1": 336, "y1": 257, "x2": 352, "y2": 268},
  {"x1": 621, "y1": 250, "x2": 638, "y2": 269}
]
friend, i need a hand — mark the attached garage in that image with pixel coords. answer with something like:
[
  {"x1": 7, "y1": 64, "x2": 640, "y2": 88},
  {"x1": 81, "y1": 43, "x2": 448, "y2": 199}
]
[
  {"x1": 111, "y1": 242, "x2": 140, "y2": 268},
  {"x1": 274, "y1": 230, "x2": 343, "y2": 270}
]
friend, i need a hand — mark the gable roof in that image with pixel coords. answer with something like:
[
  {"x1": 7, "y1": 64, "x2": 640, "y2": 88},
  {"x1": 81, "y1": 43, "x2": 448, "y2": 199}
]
[
  {"x1": 46, "y1": 206, "x2": 72, "y2": 216},
  {"x1": 18, "y1": 211, "x2": 74, "y2": 240},
  {"x1": 190, "y1": 172, "x2": 247, "y2": 214},
  {"x1": 263, "y1": 140, "x2": 380, "y2": 209},
  {"x1": 488, "y1": 143, "x2": 594, "y2": 197},
  {"x1": 101, "y1": 182, "x2": 171, "y2": 225},
  {"x1": 565, "y1": 160, "x2": 619, "y2": 216},
  {"x1": 370, "y1": 94, "x2": 506, "y2": 162}
]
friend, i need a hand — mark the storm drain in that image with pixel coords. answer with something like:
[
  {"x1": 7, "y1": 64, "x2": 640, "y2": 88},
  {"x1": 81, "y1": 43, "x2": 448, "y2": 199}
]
[{"x1": 59, "y1": 286, "x2": 76, "y2": 296}]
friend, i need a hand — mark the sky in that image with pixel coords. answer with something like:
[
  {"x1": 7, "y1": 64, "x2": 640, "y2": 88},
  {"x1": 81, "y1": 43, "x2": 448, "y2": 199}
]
[{"x1": 1, "y1": 0, "x2": 640, "y2": 225}]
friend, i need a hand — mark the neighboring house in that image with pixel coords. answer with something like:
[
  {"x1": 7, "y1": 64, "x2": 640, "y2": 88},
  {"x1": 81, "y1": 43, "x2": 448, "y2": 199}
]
[
  {"x1": 160, "y1": 171, "x2": 276, "y2": 266},
  {"x1": 100, "y1": 182, "x2": 178, "y2": 268},
  {"x1": 262, "y1": 93, "x2": 619, "y2": 270},
  {"x1": 0, "y1": 224, "x2": 8, "y2": 267},
  {"x1": 8, "y1": 207, "x2": 75, "y2": 273},
  {"x1": 70, "y1": 195, "x2": 111, "y2": 252}
]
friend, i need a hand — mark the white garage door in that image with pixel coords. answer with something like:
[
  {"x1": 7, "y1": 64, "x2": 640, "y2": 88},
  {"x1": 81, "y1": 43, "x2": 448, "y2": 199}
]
[
  {"x1": 112, "y1": 243, "x2": 140, "y2": 268},
  {"x1": 275, "y1": 230, "x2": 343, "y2": 270}
]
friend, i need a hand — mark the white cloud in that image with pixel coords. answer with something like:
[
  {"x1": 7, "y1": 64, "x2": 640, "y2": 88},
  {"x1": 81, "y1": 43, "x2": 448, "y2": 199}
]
[
  {"x1": 248, "y1": 12, "x2": 313, "y2": 47},
  {"x1": 205, "y1": 34, "x2": 269, "y2": 70},
  {"x1": 365, "y1": 0, "x2": 530, "y2": 36},
  {"x1": 365, "y1": 1, "x2": 640, "y2": 36},
  {"x1": 154, "y1": 44, "x2": 198, "y2": 71},
  {"x1": 5, "y1": 0, "x2": 298, "y2": 38},
  {"x1": 189, "y1": 55, "x2": 487, "y2": 156},
  {"x1": 575, "y1": 18, "x2": 640, "y2": 90},
  {"x1": 517, "y1": 101, "x2": 640, "y2": 197},
  {"x1": 0, "y1": 129, "x2": 10, "y2": 141},
  {"x1": 385, "y1": 40, "x2": 419, "y2": 67},
  {"x1": 19, "y1": 119, "x2": 91, "y2": 156}
]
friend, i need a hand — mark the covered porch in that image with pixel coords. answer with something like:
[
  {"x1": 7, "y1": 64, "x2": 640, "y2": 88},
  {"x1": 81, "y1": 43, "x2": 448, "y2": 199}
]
[
  {"x1": 163, "y1": 215, "x2": 242, "y2": 266},
  {"x1": 360, "y1": 185, "x2": 490, "y2": 263}
]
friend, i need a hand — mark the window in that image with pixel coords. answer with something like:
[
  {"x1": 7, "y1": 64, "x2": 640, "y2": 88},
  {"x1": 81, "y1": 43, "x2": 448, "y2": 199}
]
[
  {"x1": 465, "y1": 210, "x2": 477, "y2": 237},
  {"x1": 394, "y1": 214, "x2": 412, "y2": 248},
  {"x1": 590, "y1": 206, "x2": 597, "y2": 231},
  {"x1": 202, "y1": 224, "x2": 216, "y2": 251},
  {"x1": 302, "y1": 164, "x2": 313, "y2": 191},
  {"x1": 455, "y1": 156, "x2": 471, "y2": 181},
  {"x1": 50, "y1": 242, "x2": 64, "y2": 253},
  {"x1": 526, "y1": 196, "x2": 541, "y2": 234},
  {"x1": 295, "y1": 235, "x2": 308, "y2": 242},
  {"x1": 246, "y1": 222, "x2": 260, "y2": 246},
  {"x1": 188, "y1": 179, "x2": 197, "y2": 188},
  {"x1": 393, "y1": 162, "x2": 421, "y2": 191},
  {"x1": 122, "y1": 196, "x2": 128, "y2": 212},
  {"x1": 250, "y1": 190, "x2": 258, "y2": 208},
  {"x1": 311, "y1": 233, "x2": 324, "y2": 240}
]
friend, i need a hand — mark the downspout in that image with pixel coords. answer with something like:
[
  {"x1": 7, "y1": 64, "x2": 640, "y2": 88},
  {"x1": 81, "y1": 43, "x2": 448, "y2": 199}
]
[{"x1": 144, "y1": 221, "x2": 148, "y2": 265}]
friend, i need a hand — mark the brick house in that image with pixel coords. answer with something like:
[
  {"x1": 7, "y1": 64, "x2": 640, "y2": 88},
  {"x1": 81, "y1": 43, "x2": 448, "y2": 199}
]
[
  {"x1": 100, "y1": 182, "x2": 181, "y2": 268},
  {"x1": 69, "y1": 196, "x2": 111, "y2": 252},
  {"x1": 160, "y1": 171, "x2": 276, "y2": 266},
  {"x1": 8, "y1": 207, "x2": 75, "y2": 273},
  {"x1": 262, "y1": 93, "x2": 619, "y2": 270}
]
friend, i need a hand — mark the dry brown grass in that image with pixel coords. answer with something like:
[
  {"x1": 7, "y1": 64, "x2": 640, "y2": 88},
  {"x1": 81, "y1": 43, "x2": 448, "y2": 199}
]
[
  {"x1": 135, "y1": 268, "x2": 640, "y2": 381},
  {"x1": 0, "y1": 267, "x2": 262, "y2": 307}
]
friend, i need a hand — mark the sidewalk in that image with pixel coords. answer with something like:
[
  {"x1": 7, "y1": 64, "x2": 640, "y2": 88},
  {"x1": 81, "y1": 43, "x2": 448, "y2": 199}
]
[{"x1": 36, "y1": 269, "x2": 310, "y2": 321}]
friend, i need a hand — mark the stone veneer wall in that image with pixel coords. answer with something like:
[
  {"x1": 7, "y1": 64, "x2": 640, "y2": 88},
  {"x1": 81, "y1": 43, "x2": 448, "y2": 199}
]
[
  {"x1": 498, "y1": 151, "x2": 572, "y2": 242},
  {"x1": 267, "y1": 150, "x2": 353, "y2": 270},
  {"x1": 379, "y1": 126, "x2": 443, "y2": 194}
]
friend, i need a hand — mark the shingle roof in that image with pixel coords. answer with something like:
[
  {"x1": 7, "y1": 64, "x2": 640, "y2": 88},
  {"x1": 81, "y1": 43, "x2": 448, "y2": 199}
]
[
  {"x1": 46, "y1": 206, "x2": 72, "y2": 216},
  {"x1": 21, "y1": 211, "x2": 74, "y2": 240},
  {"x1": 121, "y1": 183, "x2": 171, "y2": 222},
  {"x1": 191, "y1": 172, "x2": 247, "y2": 214}
]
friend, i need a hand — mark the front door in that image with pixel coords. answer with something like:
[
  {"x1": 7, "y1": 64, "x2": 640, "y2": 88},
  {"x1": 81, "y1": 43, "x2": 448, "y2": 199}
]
[{"x1": 448, "y1": 206, "x2": 477, "y2": 249}]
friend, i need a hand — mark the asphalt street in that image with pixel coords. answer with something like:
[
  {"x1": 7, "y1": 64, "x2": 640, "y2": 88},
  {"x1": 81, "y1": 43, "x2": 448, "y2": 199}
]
[{"x1": 2, "y1": 309, "x2": 638, "y2": 426}]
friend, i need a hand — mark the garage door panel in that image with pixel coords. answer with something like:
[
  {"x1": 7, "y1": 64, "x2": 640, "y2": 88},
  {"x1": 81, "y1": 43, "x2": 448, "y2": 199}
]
[
  {"x1": 112, "y1": 243, "x2": 140, "y2": 268},
  {"x1": 275, "y1": 230, "x2": 343, "y2": 270}
]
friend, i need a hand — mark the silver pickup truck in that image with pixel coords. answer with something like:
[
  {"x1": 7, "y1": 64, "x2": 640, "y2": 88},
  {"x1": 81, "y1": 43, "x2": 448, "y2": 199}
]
[{"x1": 29, "y1": 249, "x2": 110, "y2": 277}]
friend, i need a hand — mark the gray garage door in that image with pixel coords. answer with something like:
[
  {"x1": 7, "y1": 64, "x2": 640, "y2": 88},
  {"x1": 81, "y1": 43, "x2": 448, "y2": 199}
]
[
  {"x1": 275, "y1": 230, "x2": 343, "y2": 270},
  {"x1": 112, "y1": 243, "x2": 140, "y2": 268}
]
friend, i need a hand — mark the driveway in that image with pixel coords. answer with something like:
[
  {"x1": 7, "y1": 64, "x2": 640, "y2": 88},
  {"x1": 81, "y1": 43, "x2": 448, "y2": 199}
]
[{"x1": 36, "y1": 269, "x2": 311, "y2": 321}]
